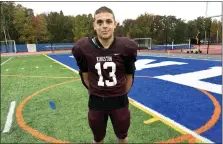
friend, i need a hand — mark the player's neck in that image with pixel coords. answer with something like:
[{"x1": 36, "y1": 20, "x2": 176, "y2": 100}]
[{"x1": 98, "y1": 36, "x2": 114, "y2": 49}]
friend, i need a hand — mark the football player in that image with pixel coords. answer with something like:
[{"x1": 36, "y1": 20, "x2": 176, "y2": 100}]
[{"x1": 72, "y1": 6, "x2": 138, "y2": 144}]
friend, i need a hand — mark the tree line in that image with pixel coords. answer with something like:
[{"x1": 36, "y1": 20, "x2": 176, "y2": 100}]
[{"x1": 1, "y1": 2, "x2": 222, "y2": 45}]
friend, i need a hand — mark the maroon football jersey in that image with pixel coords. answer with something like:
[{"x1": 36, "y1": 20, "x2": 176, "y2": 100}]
[{"x1": 72, "y1": 37, "x2": 138, "y2": 97}]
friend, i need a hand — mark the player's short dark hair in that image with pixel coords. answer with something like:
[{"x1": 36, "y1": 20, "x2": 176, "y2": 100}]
[{"x1": 94, "y1": 6, "x2": 115, "y2": 21}]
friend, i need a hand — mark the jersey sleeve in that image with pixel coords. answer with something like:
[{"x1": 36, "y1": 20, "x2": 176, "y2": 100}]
[
  {"x1": 71, "y1": 43, "x2": 88, "y2": 72},
  {"x1": 72, "y1": 42, "x2": 89, "y2": 89},
  {"x1": 123, "y1": 39, "x2": 138, "y2": 74}
]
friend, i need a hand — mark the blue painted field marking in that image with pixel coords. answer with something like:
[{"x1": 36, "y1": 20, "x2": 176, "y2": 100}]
[{"x1": 201, "y1": 76, "x2": 222, "y2": 85}]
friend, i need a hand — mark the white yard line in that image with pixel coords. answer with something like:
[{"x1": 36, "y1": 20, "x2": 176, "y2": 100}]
[
  {"x1": 1, "y1": 57, "x2": 13, "y2": 66},
  {"x1": 2, "y1": 101, "x2": 16, "y2": 133},
  {"x1": 43, "y1": 54, "x2": 78, "y2": 73}
]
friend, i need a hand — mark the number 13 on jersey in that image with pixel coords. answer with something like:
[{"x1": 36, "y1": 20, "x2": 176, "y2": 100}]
[{"x1": 95, "y1": 62, "x2": 117, "y2": 87}]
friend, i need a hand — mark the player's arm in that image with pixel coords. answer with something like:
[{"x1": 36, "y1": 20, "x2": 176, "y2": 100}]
[
  {"x1": 124, "y1": 43, "x2": 137, "y2": 93},
  {"x1": 125, "y1": 74, "x2": 134, "y2": 93},
  {"x1": 71, "y1": 43, "x2": 89, "y2": 89},
  {"x1": 80, "y1": 72, "x2": 89, "y2": 88}
]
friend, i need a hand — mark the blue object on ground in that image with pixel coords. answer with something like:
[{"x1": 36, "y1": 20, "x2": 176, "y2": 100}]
[{"x1": 49, "y1": 101, "x2": 56, "y2": 110}]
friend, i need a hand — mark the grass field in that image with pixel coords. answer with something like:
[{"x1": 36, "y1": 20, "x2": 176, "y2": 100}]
[{"x1": 1, "y1": 54, "x2": 196, "y2": 143}]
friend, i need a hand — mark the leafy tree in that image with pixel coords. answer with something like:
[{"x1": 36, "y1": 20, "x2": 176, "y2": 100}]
[
  {"x1": 13, "y1": 4, "x2": 35, "y2": 43},
  {"x1": 1, "y1": 2, "x2": 19, "y2": 41},
  {"x1": 72, "y1": 14, "x2": 94, "y2": 41},
  {"x1": 2, "y1": 2, "x2": 220, "y2": 45},
  {"x1": 45, "y1": 11, "x2": 73, "y2": 43},
  {"x1": 32, "y1": 14, "x2": 50, "y2": 43}
]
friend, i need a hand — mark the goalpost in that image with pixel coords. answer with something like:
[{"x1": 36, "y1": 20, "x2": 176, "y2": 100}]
[
  {"x1": 133, "y1": 38, "x2": 152, "y2": 50},
  {"x1": 0, "y1": 40, "x2": 17, "y2": 53}
]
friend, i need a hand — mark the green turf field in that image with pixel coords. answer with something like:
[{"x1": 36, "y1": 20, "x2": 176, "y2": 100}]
[{"x1": 1, "y1": 55, "x2": 184, "y2": 143}]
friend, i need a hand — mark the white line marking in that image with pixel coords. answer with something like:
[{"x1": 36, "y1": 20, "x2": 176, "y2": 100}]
[
  {"x1": 44, "y1": 55, "x2": 78, "y2": 73},
  {"x1": 129, "y1": 98, "x2": 214, "y2": 143},
  {"x1": 2, "y1": 101, "x2": 16, "y2": 133},
  {"x1": 1, "y1": 57, "x2": 13, "y2": 66}
]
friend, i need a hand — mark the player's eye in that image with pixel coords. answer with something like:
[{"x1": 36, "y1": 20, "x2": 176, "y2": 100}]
[
  {"x1": 106, "y1": 19, "x2": 112, "y2": 24},
  {"x1": 97, "y1": 20, "x2": 103, "y2": 25}
]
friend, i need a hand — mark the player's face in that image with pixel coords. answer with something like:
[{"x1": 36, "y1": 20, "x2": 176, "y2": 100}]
[{"x1": 93, "y1": 12, "x2": 117, "y2": 40}]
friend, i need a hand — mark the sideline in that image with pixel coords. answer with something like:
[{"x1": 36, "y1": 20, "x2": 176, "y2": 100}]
[{"x1": 1, "y1": 57, "x2": 13, "y2": 66}]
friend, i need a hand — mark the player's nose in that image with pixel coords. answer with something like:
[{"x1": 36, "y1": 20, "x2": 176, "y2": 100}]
[{"x1": 102, "y1": 22, "x2": 108, "y2": 28}]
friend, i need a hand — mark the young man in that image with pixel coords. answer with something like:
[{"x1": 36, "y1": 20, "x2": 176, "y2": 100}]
[{"x1": 72, "y1": 6, "x2": 138, "y2": 144}]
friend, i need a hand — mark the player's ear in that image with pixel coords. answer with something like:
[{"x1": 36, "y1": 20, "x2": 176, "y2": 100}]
[{"x1": 114, "y1": 20, "x2": 118, "y2": 28}]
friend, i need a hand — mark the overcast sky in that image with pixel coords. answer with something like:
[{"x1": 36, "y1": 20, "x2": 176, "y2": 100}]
[{"x1": 16, "y1": 1, "x2": 222, "y2": 23}]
